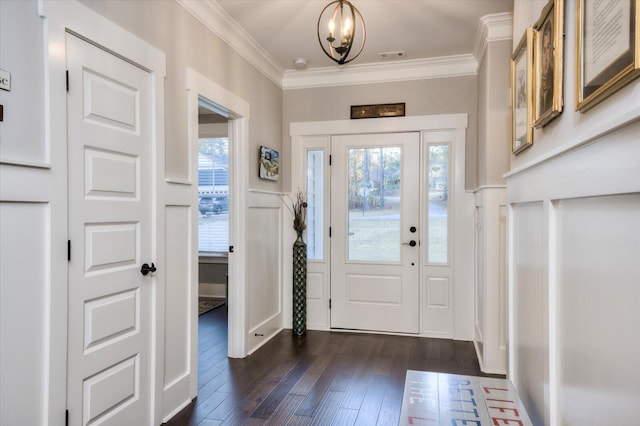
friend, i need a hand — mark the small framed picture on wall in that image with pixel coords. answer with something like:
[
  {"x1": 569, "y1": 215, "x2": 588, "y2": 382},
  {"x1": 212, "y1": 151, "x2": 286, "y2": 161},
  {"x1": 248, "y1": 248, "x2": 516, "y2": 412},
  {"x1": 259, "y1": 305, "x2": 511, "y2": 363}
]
[
  {"x1": 533, "y1": 0, "x2": 564, "y2": 127},
  {"x1": 259, "y1": 146, "x2": 279, "y2": 181},
  {"x1": 511, "y1": 27, "x2": 534, "y2": 154}
]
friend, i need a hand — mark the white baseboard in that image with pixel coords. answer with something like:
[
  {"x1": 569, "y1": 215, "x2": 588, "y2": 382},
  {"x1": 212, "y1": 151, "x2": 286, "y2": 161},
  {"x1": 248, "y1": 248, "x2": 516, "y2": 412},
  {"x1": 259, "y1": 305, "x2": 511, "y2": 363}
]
[{"x1": 198, "y1": 282, "x2": 226, "y2": 298}]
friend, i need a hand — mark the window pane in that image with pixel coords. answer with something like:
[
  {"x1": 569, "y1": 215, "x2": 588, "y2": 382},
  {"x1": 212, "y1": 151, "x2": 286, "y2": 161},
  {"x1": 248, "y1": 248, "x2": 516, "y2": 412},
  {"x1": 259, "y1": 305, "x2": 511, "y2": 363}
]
[
  {"x1": 428, "y1": 144, "x2": 449, "y2": 263},
  {"x1": 198, "y1": 138, "x2": 229, "y2": 253},
  {"x1": 348, "y1": 147, "x2": 401, "y2": 262},
  {"x1": 306, "y1": 150, "x2": 324, "y2": 260}
]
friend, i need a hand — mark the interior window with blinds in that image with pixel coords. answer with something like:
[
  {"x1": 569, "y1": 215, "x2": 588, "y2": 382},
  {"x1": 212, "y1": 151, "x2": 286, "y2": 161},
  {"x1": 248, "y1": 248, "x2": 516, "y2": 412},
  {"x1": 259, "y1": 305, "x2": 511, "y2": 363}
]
[{"x1": 198, "y1": 137, "x2": 229, "y2": 253}]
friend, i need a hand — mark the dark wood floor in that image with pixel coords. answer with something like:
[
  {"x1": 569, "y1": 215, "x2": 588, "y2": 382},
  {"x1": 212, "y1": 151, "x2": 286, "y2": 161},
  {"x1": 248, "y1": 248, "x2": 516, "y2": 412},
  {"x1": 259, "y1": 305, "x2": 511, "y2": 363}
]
[{"x1": 165, "y1": 306, "x2": 503, "y2": 425}]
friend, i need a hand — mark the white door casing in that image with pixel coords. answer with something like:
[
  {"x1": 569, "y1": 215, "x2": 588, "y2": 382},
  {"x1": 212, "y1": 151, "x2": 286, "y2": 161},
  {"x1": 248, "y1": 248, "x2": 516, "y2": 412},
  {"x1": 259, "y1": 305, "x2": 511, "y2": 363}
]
[
  {"x1": 186, "y1": 68, "x2": 250, "y2": 362},
  {"x1": 330, "y1": 132, "x2": 421, "y2": 334},
  {"x1": 66, "y1": 33, "x2": 154, "y2": 426},
  {"x1": 290, "y1": 115, "x2": 473, "y2": 339}
]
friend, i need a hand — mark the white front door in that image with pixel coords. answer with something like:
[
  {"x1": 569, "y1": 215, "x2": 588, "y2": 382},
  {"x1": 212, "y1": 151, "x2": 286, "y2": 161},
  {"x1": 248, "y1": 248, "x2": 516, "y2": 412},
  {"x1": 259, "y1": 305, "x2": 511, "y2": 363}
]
[
  {"x1": 66, "y1": 33, "x2": 154, "y2": 425},
  {"x1": 330, "y1": 132, "x2": 420, "y2": 333}
]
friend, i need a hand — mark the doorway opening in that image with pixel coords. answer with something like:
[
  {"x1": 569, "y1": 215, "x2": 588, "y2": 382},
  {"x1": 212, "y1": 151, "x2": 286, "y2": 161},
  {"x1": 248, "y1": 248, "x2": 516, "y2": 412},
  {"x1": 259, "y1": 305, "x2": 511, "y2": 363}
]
[
  {"x1": 198, "y1": 101, "x2": 230, "y2": 307},
  {"x1": 197, "y1": 98, "x2": 230, "y2": 343}
]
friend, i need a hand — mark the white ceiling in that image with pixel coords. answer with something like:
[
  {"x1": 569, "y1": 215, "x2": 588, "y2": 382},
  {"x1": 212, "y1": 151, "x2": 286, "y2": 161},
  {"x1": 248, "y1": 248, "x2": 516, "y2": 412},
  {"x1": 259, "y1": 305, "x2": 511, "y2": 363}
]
[{"x1": 214, "y1": 0, "x2": 514, "y2": 70}]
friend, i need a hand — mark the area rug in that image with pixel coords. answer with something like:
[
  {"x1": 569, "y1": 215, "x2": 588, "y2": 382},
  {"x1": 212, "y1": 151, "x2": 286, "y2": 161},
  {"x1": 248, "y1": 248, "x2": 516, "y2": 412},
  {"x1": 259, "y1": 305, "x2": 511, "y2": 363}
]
[
  {"x1": 399, "y1": 370, "x2": 532, "y2": 425},
  {"x1": 198, "y1": 298, "x2": 225, "y2": 316}
]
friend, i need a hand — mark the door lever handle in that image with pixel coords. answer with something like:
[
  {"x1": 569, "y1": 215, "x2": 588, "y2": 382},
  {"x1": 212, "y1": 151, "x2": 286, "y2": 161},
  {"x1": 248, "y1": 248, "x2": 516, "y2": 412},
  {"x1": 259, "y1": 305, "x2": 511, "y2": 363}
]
[
  {"x1": 402, "y1": 240, "x2": 417, "y2": 247},
  {"x1": 141, "y1": 262, "x2": 157, "y2": 276}
]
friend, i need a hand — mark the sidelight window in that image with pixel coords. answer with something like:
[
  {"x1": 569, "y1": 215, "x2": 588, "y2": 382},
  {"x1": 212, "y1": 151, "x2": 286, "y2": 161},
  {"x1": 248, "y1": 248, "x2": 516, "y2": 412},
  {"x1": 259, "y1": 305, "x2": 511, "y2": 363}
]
[{"x1": 427, "y1": 144, "x2": 449, "y2": 264}]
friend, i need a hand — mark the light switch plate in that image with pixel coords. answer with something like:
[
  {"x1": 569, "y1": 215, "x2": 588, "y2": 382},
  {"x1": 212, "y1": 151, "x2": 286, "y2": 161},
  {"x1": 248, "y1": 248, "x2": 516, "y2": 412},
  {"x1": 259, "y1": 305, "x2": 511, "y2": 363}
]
[{"x1": 0, "y1": 69, "x2": 11, "y2": 92}]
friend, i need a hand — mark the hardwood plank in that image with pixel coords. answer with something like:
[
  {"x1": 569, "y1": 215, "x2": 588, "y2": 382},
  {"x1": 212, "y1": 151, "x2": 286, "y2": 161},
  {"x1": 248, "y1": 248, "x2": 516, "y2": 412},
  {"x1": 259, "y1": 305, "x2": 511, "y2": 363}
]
[
  {"x1": 264, "y1": 394, "x2": 305, "y2": 425},
  {"x1": 198, "y1": 419, "x2": 222, "y2": 426},
  {"x1": 294, "y1": 352, "x2": 345, "y2": 417},
  {"x1": 353, "y1": 374, "x2": 387, "y2": 426},
  {"x1": 289, "y1": 352, "x2": 334, "y2": 396},
  {"x1": 308, "y1": 390, "x2": 346, "y2": 425},
  {"x1": 375, "y1": 336, "x2": 412, "y2": 425},
  {"x1": 215, "y1": 358, "x2": 300, "y2": 424},
  {"x1": 340, "y1": 336, "x2": 385, "y2": 410},
  {"x1": 332, "y1": 408, "x2": 359, "y2": 426},
  {"x1": 286, "y1": 414, "x2": 312, "y2": 425},
  {"x1": 251, "y1": 356, "x2": 313, "y2": 419},
  {"x1": 164, "y1": 308, "x2": 504, "y2": 426}
]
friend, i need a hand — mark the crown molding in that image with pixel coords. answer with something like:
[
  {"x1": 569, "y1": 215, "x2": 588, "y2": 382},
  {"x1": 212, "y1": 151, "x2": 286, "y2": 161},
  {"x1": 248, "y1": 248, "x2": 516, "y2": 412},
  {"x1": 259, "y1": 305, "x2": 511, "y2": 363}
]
[
  {"x1": 473, "y1": 12, "x2": 513, "y2": 64},
  {"x1": 178, "y1": 1, "x2": 511, "y2": 90},
  {"x1": 176, "y1": 0, "x2": 284, "y2": 88},
  {"x1": 282, "y1": 55, "x2": 478, "y2": 90}
]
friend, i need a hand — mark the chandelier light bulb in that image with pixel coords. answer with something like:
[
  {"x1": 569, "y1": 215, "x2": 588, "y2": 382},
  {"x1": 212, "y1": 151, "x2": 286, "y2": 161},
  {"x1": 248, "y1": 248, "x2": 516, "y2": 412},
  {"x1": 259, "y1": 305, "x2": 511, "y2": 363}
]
[{"x1": 343, "y1": 17, "x2": 352, "y2": 35}]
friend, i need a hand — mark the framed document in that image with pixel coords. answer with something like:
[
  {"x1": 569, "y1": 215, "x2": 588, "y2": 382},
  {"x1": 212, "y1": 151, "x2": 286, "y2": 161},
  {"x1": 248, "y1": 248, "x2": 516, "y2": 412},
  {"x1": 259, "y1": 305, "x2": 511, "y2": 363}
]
[
  {"x1": 511, "y1": 27, "x2": 534, "y2": 154},
  {"x1": 534, "y1": 0, "x2": 564, "y2": 127},
  {"x1": 576, "y1": 0, "x2": 640, "y2": 112}
]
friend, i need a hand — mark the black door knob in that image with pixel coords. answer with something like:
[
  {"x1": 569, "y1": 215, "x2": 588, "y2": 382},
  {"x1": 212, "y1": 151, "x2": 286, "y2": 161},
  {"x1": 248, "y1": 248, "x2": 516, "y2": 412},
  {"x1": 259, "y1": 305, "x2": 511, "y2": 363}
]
[
  {"x1": 141, "y1": 263, "x2": 157, "y2": 276},
  {"x1": 410, "y1": 226, "x2": 417, "y2": 233}
]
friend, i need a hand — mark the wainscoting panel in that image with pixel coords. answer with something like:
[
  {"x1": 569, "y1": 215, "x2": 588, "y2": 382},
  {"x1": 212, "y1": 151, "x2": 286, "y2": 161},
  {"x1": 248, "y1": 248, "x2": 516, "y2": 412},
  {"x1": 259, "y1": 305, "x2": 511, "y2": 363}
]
[
  {"x1": 555, "y1": 194, "x2": 640, "y2": 425},
  {"x1": 163, "y1": 205, "x2": 192, "y2": 408},
  {"x1": 511, "y1": 201, "x2": 547, "y2": 426},
  {"x1": 473, "y1": 187, "x2": 507, "y2": 375},
  {"x1": 247, "y1": 192, "x2": 283, "y2": 353},
  {"x1": 506, "y1": 118, "x2": 640, "y2": 424},
  {"x1": 0, "y1": 202, "x2": 50, "y2": 426}
]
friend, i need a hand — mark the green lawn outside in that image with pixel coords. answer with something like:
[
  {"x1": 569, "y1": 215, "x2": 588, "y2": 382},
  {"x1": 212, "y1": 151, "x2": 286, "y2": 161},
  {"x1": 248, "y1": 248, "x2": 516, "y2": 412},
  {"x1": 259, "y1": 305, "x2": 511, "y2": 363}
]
[{"x1": 348, "y1": 210, "x2": 447, "y2": 262}]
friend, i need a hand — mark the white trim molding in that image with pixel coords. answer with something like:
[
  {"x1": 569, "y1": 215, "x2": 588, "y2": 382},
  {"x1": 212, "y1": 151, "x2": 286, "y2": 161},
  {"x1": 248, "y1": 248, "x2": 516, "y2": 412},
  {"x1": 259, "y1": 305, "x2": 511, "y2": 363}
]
[
  {"x1": 283, "y1": 55, "x2": 478, "y2": 90},
  {"x1": 473, "y1": 12, "x2": 514, "y2": 63},
  {"x1": 176, "y1": 1, "x2": 512, "y2": 90},
  {"x1": 186, "y1": 68, "x2": 250, "y2": 362},
  {"x1": 176, "y1": 0, "x2": 284, "y2": 87}
]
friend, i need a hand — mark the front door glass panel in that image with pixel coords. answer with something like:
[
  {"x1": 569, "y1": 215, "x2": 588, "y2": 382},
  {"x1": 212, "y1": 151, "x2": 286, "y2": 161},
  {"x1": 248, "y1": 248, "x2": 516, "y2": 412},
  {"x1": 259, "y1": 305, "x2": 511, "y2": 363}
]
[{"x1": 347, "y1": 146, "x2": 401, "y2": 262}]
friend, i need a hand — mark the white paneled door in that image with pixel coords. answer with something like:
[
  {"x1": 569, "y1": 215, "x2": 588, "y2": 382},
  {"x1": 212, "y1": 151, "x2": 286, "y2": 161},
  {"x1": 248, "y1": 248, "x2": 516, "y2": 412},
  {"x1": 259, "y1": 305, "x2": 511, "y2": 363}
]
[
  {"x1": 66, "y1": 33, "x2": 154, "y2": 426},
  {"x1": 330, "y1": 133, "x2": 420, "y2": 333}
]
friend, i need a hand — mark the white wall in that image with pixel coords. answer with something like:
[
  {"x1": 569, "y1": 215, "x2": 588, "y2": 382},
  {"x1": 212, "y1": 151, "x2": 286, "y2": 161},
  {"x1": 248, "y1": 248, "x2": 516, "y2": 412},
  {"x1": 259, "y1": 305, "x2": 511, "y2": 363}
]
[
  {"x1": 508, "y1": 1, "x2": 640, "y2": 423},
  {"x1": 283, "y1": 76, "x2": 479, "y2": 191},
  {"x1": 0, "y1": 2, "x2": 66, "y2": 424},
  {"x1": 508, "y1": 125, "x2": 640, "y2": 424},
  {"x1": 473, "y1": 21, "x2": 511, "y2": 375},
  {"x1": 83, "y1": 0, "x2": 283, "y2": 193},
  {"x1": 0, "y1": 0, "x2": 284, "y2": 424}
]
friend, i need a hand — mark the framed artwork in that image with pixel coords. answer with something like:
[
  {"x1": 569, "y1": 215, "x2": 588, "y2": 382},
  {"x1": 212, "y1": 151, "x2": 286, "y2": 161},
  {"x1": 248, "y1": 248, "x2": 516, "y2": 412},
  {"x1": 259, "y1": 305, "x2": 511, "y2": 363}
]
[
  {"x1": 350, "y1": 103, "x2": 405, "y2": 119},
  {"x1": 576, "y1": 0, "x2": 640, "y2": 112},
  {"x1": 533, "y1": 0, "x2": 564, "y2": 127},
  {"x1": 259, "y1": 146, "x2": 279, "y2": 181},
  {"x1": 511, "y1": 27, "x2": 534, "y2": 154}
]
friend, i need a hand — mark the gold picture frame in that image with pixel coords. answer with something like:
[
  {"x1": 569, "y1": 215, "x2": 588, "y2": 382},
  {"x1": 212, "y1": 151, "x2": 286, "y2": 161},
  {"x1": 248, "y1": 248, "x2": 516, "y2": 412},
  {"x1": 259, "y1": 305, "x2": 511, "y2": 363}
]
[
  {"x1": 576, "y1": 0, "x2": 640, "y2": 112},
  {"x1": 534, "y1": 0, "x2": 564, "y2": 127},
  {"x1": 511, "y1": 27, "x2": 534, "y2": 154}
]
